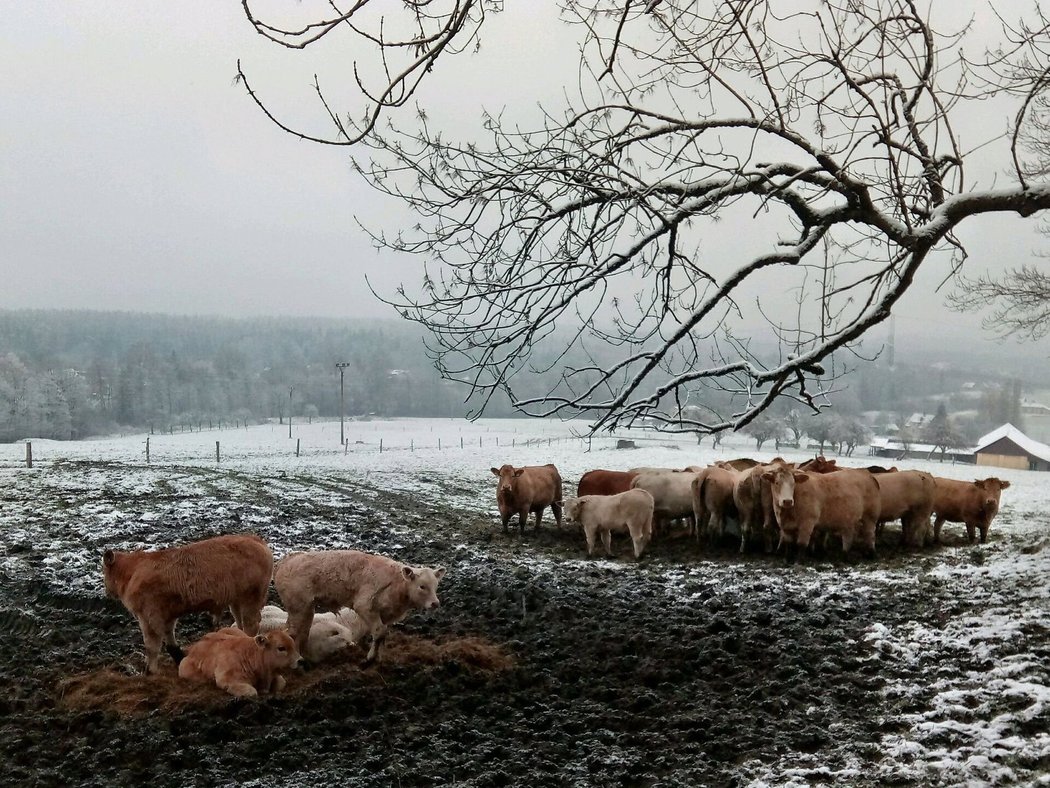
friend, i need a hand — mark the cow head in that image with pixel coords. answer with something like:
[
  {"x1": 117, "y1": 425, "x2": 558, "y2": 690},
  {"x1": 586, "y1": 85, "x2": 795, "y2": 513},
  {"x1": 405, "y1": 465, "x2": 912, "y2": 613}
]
[
  {"x1": 762, "y1": 466, "x2": 809, "y2": 512},
  {"x1": 402, "y1": 565, "x2": 446, "y2": 611},
  {"x1": 257, "y1": 629, "x2": 302, "y2": 670},
  {"x1": 309, "y1": 620, "x2": 357, "y2": 660},
  {"x1": 101, "y1": 549, "x2": 121, "y2": 598},
  {"x1": 491, "y1": 464, "x2": 524, "y2": 496},
  {"x1": 975, "y1": 478, "x2": 1011, "y2": 515},
  {"x1": 563, "y1": 497, "x2": 585, "y2": 522}
]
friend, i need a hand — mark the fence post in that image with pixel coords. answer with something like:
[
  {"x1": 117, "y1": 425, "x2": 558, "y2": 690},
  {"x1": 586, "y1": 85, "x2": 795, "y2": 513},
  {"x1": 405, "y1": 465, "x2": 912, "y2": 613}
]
[
  {"x1": 411, "y1": 439, "x2": 414, "y2": 452},
  {"x1": 479, "y1": 436, "x2": 482, "y2": 447},
  {"x1": 439, "y1": 438, "x2": 442, "y2": 450},
  {"x1": 25, "y1": 441, "x2": 32, "y2": 469},
  {"x1": 146, "y1": 437, "x2": 150, "y2": 464},
  {"x1": 296, "y1": 438, "x2": 301, "y2": 457},
  {"x1": 344, "y1": 440, "x2": 349, "y2": 455},
  {"x1": 496, "y1": 437, "x2": 499, "y2": 447},
  {"x1": 380, "y1": 439, "x2": 384, "y2": 453},
  {"x1": 461, "y1": 436, "x2": 464, "y2": 449},
  {"x1": 512, "y1": 438, "x2": 515, "y2": 447},
  {"x1": 216, "y1": 441, "x2": 220, "y2": 463}
]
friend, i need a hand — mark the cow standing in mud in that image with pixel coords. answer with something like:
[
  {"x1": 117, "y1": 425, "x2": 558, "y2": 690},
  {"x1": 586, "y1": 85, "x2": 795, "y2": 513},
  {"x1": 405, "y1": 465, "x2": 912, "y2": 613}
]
[
  {"x1": 931, "y1": 477, "x2": 1011, "y2": 544},
  {"x1": 491, "y1": 464, "x2": 563, "y2": 534},
  {"x1": 576, "y1": 469, "x2": 639, "y2": 497},
  {"x1": 564, "y1": 488, "x2": 654, "y2": 559},
  {"x1": 873, "y1": 470, "x2": 936, "y2": 547},
  {"x1": 101, "y1": 534, "x2": 273, "y2": 673},
  {"x1": 274, "y1": 550, "x2": 445, "y2": 664},
  {"x1": 764, "y1": 466, "x2": 880, "y2": 559}
]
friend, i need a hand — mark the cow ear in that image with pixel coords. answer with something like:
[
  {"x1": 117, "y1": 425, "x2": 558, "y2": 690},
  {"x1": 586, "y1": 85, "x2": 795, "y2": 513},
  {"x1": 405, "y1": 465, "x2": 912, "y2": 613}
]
[
  {"x1": 761, "y1": 470, "x2": 775, "y2": 482},
  {"x1": 402, "y1": 566, "x2": 416, "y2": 581},
  {"x1": 792, "y1": 472, "x2": 809, "y2": 484},
  {"x1": 103, "y1": 549, "x2": 114, "y2": 566},
  {"x1": 490, "y1": 467, "x2": 500, "y2": 476},
  {"x1": 513, "y1": 468, "x2": 525, "y2": 477},
  {"x1": 1000, "y1": 480, "x2": 1011, "y2": 489},
  {"x1": 434, "y1": 566, "x2": 446, "y2": 580},
  {"x1": 255, "y1": 634, "x2": 266, "y2": 646}
]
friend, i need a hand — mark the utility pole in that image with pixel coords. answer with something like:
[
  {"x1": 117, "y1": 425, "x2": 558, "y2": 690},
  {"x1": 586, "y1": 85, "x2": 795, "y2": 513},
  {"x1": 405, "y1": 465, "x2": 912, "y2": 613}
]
[
  {"x1": 336, "y1": 362, "x2": 351, "y2": 445},
  {"x1": 288, "y1": 386, "x2": 293, "y2": 439}
]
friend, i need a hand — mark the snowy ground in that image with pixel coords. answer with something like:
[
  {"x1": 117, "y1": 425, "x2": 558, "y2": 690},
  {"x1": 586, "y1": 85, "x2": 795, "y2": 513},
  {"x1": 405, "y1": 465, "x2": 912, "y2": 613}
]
[{"x1": 1, "y1": 418, "x2": 1047, "y2": 786}]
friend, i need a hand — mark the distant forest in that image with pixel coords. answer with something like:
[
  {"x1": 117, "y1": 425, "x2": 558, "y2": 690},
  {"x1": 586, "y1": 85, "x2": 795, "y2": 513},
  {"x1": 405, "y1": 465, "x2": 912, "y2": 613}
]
[
  {"x1": 0, "y1": 309, "x2": 1039, "y2": 442},
  {"x1": 0, "y1": 310, "x2": 486, "y2": 441}
]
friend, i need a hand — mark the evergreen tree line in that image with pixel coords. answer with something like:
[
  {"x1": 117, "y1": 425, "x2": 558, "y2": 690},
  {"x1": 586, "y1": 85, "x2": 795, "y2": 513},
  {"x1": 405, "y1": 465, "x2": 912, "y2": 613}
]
[{"x1": 0, "y1": 310, "x2": 492, "y2": 442}]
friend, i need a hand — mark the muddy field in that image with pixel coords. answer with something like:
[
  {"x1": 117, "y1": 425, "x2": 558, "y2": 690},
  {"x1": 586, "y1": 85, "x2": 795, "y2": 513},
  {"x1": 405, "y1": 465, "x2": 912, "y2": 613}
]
[{"x1": 1, "y1": 446, "x2": 1048, "y2": 786}]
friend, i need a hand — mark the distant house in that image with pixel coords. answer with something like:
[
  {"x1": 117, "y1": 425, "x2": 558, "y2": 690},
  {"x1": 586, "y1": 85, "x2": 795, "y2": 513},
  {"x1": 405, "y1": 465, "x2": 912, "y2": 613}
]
[
  {"x1": 974, "y1": 423, "x2": 1050, "y2": 472},
  {"x1": 868, "y1": 436, "x2": 974, "y2": 464}
]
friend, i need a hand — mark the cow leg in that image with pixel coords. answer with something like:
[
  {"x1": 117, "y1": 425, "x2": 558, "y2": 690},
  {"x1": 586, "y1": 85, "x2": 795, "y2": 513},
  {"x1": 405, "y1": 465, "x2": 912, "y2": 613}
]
[
  {"x1": 601, "y1": 529, "x2": 613, "y2": 557},
  {"x1": 518, "y1": 509, "x2": 529, "y2": 535},
  {"x1": 551, "y1": 500, "x2": 563, "y2": 528},
  {"x1": 215, "y1": 668, "x2": 259, "y2": 698},
  {"x1": 965, "y1": 523, "x2": 976, "y2": 544},
  {"x1": 137, "y1": 616, "x2": 164, "y2": 674},
  {"x1": 286, "y1": 607, "x2": 315, "y2": 657},
  {"x1": 840, "y1": 530, "x2": 855, "y2": 556},
  {"x1": 234, "y1": 602, "x2": 264, "y2": 637},
  {"x1": 933, "y1": 515, "x2": 945, "y2": 544},
  {"x1": 501, "y1": 511, "x2": 512, "y2": 532},
  {"x1": 631, "y1": 528, "x2": 645, "y2": 560},
  {"x1": 534, "y1": 509, "x2": 543, "y2": 531},
  {"x1": 585, "y1": 523, "x2": 598, "y2": 556},
  {"x1": 979, "y1": 523, "x2": 990, "y2": 544},
  {"x1": 268, "y1": 674, "x2": 287, "y2": 694},
  {"x1": 163, "y1": 618, "x2": 184, "y2": 665},
  {"x1": 364, "y1": 617, "x2": 388, "y2": 664}
]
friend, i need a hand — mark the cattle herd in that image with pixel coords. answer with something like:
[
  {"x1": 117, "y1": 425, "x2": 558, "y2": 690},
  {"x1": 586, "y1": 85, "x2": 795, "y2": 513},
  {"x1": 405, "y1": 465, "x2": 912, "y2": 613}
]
[
  {"x1": 494, "y1": 456, "x2": 1011, "y2": 561},
  {"x1": 100, "y1": 454, "x2": 1009, "y2": 700}
]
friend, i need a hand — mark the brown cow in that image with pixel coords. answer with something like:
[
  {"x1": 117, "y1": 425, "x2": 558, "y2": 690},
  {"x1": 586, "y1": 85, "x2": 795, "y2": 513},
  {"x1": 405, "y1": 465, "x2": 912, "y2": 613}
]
[
  {"x1": 491, "y1": 464, "x2": 563, "y2": 534},
  {"x1": 275, "y1": 550, "x2": 445, "y2": 664},
  {"x1": 932, "y1": 477, "x2": 1011, "y2": 544},
  {"x1": 691, "y1": 466, "x2": 740, "y2": 542},
  {"x1": 734, "y1": 459, "x2": 791, "y2": 553},
  {"x1": 764, "y1": 467, "x2": 880, "y2": 558},
  {"x1": 178, "y1": 627, "x2": 301, "y2": 697},
  {"x1": 564, "y1": 489, "x2": 654, "y2": 559},
  {"x1": 102, "y1": 534, "x2": 273, "y2": 673},
  {"x1": 874, "y1": 470, "x2": 935, "y2": 547},
  {"x1": 798, "y1": 456, "x2": 839, "y2": 474},
  {"x1": 576, "y1": 469, "x2": 639, "y2": 497}
]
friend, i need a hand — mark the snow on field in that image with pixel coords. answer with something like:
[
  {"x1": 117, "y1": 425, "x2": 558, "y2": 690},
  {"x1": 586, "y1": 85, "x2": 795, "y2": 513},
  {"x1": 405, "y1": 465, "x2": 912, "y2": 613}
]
[{"x1": 2, "y1": 417, "x2": 1049, "y2": 784}]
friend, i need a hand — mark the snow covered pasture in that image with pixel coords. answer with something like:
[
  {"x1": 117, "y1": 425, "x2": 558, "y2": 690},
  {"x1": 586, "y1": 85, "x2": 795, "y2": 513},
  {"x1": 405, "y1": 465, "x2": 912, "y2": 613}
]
[{"x1": 0, "y1": 418, "x2": 1048, "y2": 786}]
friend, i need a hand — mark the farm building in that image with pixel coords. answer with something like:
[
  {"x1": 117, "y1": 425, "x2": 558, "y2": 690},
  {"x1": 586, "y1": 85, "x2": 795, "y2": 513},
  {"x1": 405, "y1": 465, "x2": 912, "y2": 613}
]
[{"x1": 974, "y1": 423, "x2": 1050, "y2": 472}]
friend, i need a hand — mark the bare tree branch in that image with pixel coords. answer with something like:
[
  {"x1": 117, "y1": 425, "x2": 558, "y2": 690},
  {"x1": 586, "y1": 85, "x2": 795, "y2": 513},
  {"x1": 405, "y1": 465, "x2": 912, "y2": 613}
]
[{"x1": 241, "y1": 0, "x2": 1050, "y2": 434}]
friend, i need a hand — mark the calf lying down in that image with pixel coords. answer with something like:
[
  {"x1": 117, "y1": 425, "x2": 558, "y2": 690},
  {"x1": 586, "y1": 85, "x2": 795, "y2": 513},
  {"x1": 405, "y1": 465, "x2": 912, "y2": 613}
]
[
  {"x1": 178, "y1": 627, "x2": 301, "y2": 698},
  {"x1": 247, "y1": 604, "x2": 368, "y2": 662}
]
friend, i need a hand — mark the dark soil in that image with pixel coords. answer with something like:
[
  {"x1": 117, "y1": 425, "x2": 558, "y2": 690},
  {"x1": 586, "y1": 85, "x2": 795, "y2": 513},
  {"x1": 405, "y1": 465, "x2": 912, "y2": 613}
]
[{"x1": 0, "y1": 461, "x2": 1026, "y2": 787}]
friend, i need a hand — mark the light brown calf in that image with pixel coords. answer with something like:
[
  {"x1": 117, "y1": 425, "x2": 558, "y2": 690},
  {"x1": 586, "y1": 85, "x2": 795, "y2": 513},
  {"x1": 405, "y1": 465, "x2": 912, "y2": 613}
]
[
  {"x1": 564, "y1": 489, "x2": 654, "y2": 559},
  {"x1": 102, "y1": 534, "x2": 273, "y2": 673},
  {"x1": 734, "y1": 459, "x2": 790, "y2": 553},
  {"x1": 178, "y1": 627, "x2": 301, "y2": 697},
  {"x1": 691, "y1": 466, "x2": 740, "y2": 542},
  {"x1": 275, "y1": 550, "x2": 445, "y2": 664}
]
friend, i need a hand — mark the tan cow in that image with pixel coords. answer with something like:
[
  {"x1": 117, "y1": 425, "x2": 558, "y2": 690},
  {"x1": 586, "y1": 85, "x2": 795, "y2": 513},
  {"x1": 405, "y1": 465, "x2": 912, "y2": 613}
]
[
  {"x1": 491, "y1": 464, "x2": 563, "y2": 534},
  {"x1": 253, "y1": 604, "x2": 365, "y2": 662},
  {"x1": 734, "y1": 459, "x2": 790, "y2": 553},
  {"x1": 178, "y1": 627, "x2": 301, "y2": 697},
  {"x1": 274, "y1": 550, "x2": 445, "y2": 664},
  {"x1": 631, "y1": 469, "x2": 697, "y2": 533},
  {"x1": 691, "y1": 466, "x2": 740, "y2": 542},
  {"x1": 874, "y1": 470, "x2": 935, "y2": 547},
  {"x1": 564, "y1": 489, "x2": 654, "y2": 559},
  {"x1": 932, "y1": 477, "x2": 1011, "y2": 544},
  {"x1": 763, "y1": 467, "x2": 880, "y2": 558},
  {"x1": 714, "y1": 458, "x2": 760, "y2": 471},
  {"x1": 102, "y1": 534, "x2": 273, "y2": 673}
]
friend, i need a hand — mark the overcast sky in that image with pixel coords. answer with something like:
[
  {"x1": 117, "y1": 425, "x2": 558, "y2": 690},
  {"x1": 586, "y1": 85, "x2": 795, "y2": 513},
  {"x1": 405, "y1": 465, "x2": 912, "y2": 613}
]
[{"x1": 1, "y1": 1, "x2": 1048, "y2": 356}]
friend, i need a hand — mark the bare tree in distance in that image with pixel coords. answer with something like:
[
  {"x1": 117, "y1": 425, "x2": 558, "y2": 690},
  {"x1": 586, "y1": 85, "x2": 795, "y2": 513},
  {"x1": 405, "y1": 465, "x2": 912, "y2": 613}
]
[{"x1": 239, "y1": 0, "x2": 1050, "y2": 435}]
